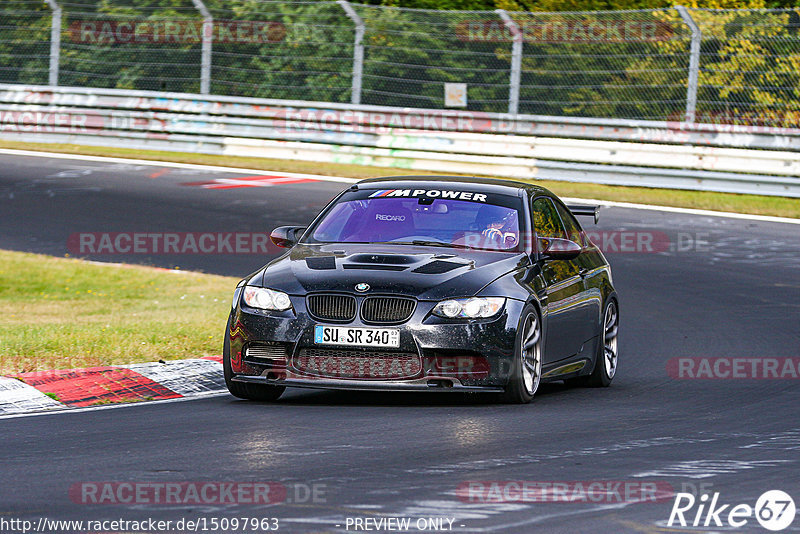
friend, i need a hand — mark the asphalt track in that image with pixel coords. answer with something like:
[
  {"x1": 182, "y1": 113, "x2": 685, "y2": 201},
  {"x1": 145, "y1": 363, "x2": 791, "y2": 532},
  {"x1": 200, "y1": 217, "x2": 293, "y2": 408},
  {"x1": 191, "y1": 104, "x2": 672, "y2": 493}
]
[{"x1": 1, "y1": 151, "x2": 799, "y2": 533}]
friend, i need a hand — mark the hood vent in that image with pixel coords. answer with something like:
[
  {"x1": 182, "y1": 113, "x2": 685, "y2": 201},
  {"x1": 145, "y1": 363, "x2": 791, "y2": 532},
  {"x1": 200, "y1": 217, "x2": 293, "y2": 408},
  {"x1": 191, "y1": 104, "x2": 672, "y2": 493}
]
[
  {"x1": 305, "y1": 256, "x2": 337, "y2": 270},
  {"x1": 343, "y1": 264, "x2": 407, "y2": 271},
  {"x1": 349, "y1": 254, "x2": 415, "y2": 265},
  {"x1": 411, "y1": 260, "x2": 467, "y2": 274}
]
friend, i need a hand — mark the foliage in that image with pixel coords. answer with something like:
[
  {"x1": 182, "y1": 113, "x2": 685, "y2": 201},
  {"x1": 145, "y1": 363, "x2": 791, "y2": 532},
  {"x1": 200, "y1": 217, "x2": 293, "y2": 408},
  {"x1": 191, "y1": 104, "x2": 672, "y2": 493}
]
[{"x1": 1, "y1": 0, "x2": 798, "y2": 125}]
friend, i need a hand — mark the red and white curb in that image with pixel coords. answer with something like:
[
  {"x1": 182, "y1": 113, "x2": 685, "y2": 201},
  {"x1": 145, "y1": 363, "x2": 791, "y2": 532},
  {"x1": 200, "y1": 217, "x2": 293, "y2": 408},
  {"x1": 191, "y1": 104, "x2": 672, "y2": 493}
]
[
  {"x1": 0, "y1": 377, "x2": 63, "y2": 413},
  {"x1": 0, "y1": 356, "x2": 226, "y2": 415}
]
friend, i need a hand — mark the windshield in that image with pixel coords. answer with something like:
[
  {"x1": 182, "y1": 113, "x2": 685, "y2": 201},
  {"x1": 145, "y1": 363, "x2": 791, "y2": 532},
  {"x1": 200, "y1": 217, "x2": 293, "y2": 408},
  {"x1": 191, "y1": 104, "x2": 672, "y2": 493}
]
[{"x1": 307, "y1": 188, "x2": 524, "y2": 252}]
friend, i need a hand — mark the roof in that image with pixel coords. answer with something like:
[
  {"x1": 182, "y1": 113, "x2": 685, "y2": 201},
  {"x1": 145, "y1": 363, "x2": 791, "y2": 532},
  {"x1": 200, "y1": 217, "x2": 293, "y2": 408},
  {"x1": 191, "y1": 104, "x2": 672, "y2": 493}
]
[{"x1": 355, "y1": 175, "x2": 553, "y2": 196}]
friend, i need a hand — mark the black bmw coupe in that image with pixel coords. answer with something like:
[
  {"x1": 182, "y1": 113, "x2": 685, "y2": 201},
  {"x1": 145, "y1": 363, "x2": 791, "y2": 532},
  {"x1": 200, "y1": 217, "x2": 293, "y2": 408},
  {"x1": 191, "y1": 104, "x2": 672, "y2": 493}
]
[{"x1": 224, "y1": 176, "x2": 618, "y2": 403}]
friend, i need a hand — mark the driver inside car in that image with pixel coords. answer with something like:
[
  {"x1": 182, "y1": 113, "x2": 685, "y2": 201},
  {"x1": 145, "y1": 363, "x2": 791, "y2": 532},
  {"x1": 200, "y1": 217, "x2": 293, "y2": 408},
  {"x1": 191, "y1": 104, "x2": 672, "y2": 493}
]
[{"x1": 473, "y1": 205, "x2": 519, "y2": 249}]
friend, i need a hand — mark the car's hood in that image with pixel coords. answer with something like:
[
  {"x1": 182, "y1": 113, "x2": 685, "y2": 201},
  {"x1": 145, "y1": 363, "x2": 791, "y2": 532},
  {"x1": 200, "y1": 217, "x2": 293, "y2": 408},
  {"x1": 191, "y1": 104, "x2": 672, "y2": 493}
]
[{"x1": 249, "y1": 244, "x2": 528, "y2": 300}]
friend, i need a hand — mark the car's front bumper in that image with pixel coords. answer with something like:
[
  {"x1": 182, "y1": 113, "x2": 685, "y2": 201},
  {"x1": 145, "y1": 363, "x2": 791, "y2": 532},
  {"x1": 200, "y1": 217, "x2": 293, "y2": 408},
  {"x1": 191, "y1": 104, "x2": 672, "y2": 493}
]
[
  {"x1": 232, "y1": 374, "x2": 505, "y2": 393},
  {"x1": 228, "y1": 296, "x2": 524, "y2": 390}
]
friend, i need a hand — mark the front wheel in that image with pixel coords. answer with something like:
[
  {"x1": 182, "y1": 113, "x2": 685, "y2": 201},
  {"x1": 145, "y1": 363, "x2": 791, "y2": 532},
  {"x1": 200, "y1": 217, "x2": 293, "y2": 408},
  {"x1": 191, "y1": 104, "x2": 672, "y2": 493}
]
[
  {"x1": 501, "y1": 306, "x2": 543, "y2": 404},
  {"x1": 223, "y1": 317, "x2": 285, "y2": 402}
]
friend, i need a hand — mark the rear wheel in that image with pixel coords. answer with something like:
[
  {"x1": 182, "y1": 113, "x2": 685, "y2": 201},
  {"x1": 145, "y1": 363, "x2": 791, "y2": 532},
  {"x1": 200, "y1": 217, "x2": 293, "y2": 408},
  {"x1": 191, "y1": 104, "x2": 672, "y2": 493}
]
[
  {"x1": 223, "y1": 317, "x2": 285, "y2": 401},
  {"x1": 501, "y1": 306, "x2": 542, "y2": 404},
  {"x1": 569, "y1": 298, "x2": 618, "y2": 388}
]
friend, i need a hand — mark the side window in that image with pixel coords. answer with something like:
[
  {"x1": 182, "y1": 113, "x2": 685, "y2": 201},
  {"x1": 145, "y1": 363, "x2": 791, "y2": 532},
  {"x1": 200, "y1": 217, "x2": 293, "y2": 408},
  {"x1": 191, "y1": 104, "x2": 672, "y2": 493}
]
[
  {"x1": 532, "y1": 197, "x2": 566, "y2": 239},
  {"x1": 554, "y1": 201, "x2": 584, "y2": 245}
]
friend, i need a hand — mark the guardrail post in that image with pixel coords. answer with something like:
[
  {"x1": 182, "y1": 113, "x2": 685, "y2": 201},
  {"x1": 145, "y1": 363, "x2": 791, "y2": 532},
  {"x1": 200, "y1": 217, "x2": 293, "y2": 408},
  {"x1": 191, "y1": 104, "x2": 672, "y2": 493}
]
[
  {"x1": 496, "y1": 10, "x2": 522, "y2": 116},
  {"x1": 44, "y1": 0, "x2": 61, "y2": 86},
  {"x1": 338, "y1": 0, "x2": 364, "y2": 105},
  {"x1": 675, "y1": 6, "x2": 701, "y2": 123},
  {"x1": 191, "y1": 0, "x2": 212, "y2": 94}
]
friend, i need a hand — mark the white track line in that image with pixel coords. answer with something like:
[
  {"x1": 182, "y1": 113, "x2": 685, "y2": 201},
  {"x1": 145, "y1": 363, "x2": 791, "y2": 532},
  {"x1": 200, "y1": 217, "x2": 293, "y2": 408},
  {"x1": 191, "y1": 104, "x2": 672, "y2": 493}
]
[
  {"x1": 1, "y1": 147, "x2": 797, "y2": 225},
  {"x1": 562, "y1": 196, "x2": 800, "y2": 225},
  {"x1": 0, "y1": 148, "x2": 358, "y2": 184}
]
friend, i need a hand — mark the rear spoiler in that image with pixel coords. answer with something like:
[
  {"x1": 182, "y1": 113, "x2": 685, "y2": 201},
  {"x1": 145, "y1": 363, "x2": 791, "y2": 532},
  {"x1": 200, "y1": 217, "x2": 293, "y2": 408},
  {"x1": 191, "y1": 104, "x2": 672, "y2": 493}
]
[{"x1": 567, "y1": 204, "x2": 600, "y2": 224}]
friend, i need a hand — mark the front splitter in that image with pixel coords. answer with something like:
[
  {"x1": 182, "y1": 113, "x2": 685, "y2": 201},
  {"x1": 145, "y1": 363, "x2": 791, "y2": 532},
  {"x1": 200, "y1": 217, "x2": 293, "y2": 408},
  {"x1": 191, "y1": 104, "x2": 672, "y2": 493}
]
[{"x1": 231, "y1": 374, "x2": 504, "y2": 393}]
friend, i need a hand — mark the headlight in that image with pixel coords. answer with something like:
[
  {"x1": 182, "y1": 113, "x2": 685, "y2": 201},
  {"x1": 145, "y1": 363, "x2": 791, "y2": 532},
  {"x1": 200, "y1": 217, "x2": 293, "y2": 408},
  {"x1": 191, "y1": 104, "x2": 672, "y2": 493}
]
[
  {"x1": 242, "y1": 286, "x2": 293, "y2": 311},
  {"x1": 231, "y1": 280, "x2": 246, "y2": 309},
  {"x1": 432, "y1": 297, "x2": 505, "y2": 319}
]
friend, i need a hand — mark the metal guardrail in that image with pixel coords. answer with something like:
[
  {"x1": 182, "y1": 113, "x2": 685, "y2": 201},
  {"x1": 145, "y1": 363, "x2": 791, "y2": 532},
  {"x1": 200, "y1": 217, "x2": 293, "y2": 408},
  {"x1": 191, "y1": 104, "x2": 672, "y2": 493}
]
[
  {"x1": 4, "y1": 85, "x2": 800, "y2": 150},
  {"x1": 1, "y1": 84, "x2": 799, "y2": 198}
]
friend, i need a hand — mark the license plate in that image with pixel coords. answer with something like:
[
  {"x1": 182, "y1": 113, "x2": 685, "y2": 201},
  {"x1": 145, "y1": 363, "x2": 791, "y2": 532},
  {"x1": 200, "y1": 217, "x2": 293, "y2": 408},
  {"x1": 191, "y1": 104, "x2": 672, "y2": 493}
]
[{"x1": 314, "y1": 325, "x2": 400, "y2": 348}]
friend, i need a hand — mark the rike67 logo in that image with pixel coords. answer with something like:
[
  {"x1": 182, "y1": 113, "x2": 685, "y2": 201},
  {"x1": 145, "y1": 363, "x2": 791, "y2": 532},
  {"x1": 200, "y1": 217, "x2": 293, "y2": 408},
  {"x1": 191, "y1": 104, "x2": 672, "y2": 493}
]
[{"x1": 668, "y1": 490, "x2": 796, "y2": 531}]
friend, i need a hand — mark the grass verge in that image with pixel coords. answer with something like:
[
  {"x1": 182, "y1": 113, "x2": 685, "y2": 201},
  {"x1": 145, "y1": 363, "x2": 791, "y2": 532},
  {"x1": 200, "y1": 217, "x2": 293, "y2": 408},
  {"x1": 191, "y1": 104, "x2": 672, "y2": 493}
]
[
  {"x1": 0, "y1": 249, "x2": 237, "y2": 374},
  {"x1": 1, "y1": 140, "x2": 798, "y2": 219}
]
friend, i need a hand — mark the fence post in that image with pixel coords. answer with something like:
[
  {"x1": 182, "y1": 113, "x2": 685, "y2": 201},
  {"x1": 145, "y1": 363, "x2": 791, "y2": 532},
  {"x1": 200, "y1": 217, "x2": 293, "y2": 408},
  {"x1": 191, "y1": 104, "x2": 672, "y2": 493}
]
[
  {"x1": 338, "y1": 0, "x2": 364, "y2": 105},
  {"x1": 44, "y1": 0, "x2": 61, "y2": 86},
  {"x1": 675, "y1": 6, "x2": 701, "y2": 123},
  {"x1": 191, "y1": 0, "x2": 212, "y2": 94},
  {"x1": 496, "y1": 9, "x2": 522, "y2": 116}
]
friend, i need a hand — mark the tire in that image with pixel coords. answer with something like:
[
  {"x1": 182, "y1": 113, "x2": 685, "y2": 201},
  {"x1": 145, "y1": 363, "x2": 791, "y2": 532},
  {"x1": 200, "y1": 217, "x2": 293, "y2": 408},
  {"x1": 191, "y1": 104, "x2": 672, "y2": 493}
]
[
  {"x1": 569, "y1": 298, "x2": 618, "y2": 388},
  {"x1": 223, "y1": 316, "x2": 285, "y2": 402},
  {"x1": 501, "y1": 305, "x2": 543, "y2": 404}
]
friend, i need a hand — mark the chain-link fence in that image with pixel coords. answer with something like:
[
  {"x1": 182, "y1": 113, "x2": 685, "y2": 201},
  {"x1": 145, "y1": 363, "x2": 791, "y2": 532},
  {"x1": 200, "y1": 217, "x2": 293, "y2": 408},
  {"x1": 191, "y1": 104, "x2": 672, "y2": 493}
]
[
  {"x1": 205, "y1": 1, "x2": 354, "y2": 101},
  {"x1": 56, "y1": 0, "x2": 205, "y2": 92},
  {"x1": 693, "y1": 9, "x2": 800, "y2": 127},
  {"x1": 0, "y1": 0, "x2": 54, "y2": 84},
  {"x1": 511, "y1": 9, "x2": 692, "y2": 119},
  {"x1": 1, "y1": 1, "x2": 799, "y2": 127}
]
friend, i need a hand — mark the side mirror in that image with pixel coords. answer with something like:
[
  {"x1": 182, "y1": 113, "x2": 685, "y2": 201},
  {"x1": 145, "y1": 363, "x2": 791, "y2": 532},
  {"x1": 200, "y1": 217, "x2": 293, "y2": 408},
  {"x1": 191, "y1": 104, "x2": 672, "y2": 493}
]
[
  {"x1": 270, "y1": 226, "x2": 306, "y2": 248},
  {"x1": 540, "y1": 238, "x2": 582, "y2": 260}
]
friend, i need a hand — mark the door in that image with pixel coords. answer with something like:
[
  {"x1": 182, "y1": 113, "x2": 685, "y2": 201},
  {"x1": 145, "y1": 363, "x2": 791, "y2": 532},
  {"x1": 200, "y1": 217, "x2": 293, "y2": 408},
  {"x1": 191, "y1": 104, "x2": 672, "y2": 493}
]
[
  {"x1": 531, "y1": 197, "x2": 587, "y2": 362},
  {"x1": 553, "y1": 199, "x2": 602, "y2": 345}
]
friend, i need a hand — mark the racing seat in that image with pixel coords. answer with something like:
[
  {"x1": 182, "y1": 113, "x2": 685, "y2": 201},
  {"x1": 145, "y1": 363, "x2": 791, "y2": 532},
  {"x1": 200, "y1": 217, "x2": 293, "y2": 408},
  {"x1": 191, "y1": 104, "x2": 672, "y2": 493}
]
[{"x1": 345, "y1": 204, "x2": 415, "y2": 243}]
